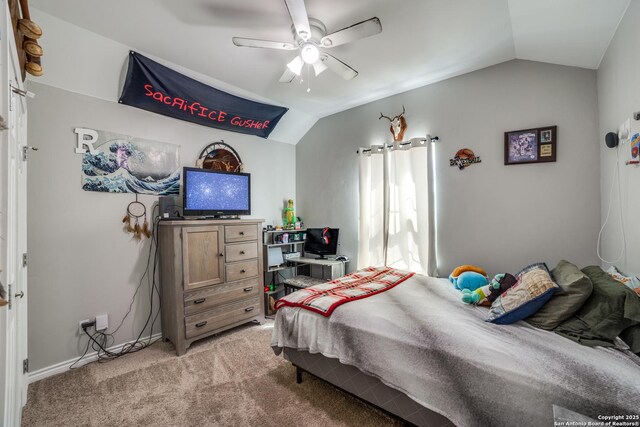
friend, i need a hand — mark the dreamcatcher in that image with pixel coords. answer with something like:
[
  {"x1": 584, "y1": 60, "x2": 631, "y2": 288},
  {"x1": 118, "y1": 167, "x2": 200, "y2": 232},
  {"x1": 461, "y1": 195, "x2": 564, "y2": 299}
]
[
  {"x1": 122, "y1": 195, "x2": 152, "y2": 240},
  {"x1": 195, "y1": 140, "x2": 243, "y2": 171}
]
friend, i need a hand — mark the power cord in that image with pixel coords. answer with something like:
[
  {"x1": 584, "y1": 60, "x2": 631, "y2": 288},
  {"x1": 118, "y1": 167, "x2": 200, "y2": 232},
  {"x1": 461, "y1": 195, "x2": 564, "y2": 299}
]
[
  {"x1": 71, "y1": 204, "x2": 163, "y2": 368},
  {"x1": 597, "y1": 144, "x2": 626, "y2": 264}
]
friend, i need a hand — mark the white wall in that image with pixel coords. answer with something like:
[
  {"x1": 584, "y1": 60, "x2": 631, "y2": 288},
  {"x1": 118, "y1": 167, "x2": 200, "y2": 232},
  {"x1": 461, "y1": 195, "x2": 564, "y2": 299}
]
[
  {"x1": 26, "y1": 82, "x2": 295, "y2": 371},
  {"x1": 296, "y1": 59, "x2": 601, "y2": 277},
  {"x1": 29, "y1": 7, "x2": 318, "y2": 145},
  {"x1": 596, "y1": 1, "x2": 640, "y2": 275}
]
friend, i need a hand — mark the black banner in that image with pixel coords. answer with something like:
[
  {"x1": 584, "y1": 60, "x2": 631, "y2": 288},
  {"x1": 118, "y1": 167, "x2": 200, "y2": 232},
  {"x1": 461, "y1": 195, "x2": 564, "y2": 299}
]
[{"x1": 119, "y1": 51, "x2": 288, "y2": 138}]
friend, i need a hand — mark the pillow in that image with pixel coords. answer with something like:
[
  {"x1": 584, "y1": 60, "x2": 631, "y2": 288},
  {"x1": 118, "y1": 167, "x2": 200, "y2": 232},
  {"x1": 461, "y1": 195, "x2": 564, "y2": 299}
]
[
  {"x1": 620, "y1": 324, "x2": 640, "y2": 354},
  {"x1": 555, "y1": 266, "x2": 640, "y2": 348},
  {"x1": 487, "y1": 263, "x2": 559, "y2": 325},
  {"x1": 516, "y1": 262, "x2": 549, "y2": 276},
  {"x1": 606, "y1": 266, "x2": 640, "y2": 297},
  {"x1": 526, "y1": 260, "x2": 593, "y2": 330}
]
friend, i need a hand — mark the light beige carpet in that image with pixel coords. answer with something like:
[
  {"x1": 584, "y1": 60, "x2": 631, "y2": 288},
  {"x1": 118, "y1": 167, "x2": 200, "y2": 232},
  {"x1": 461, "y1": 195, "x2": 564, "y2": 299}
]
[{"x1": 22, "y1": 322, "x2": 400, "y2": 427}]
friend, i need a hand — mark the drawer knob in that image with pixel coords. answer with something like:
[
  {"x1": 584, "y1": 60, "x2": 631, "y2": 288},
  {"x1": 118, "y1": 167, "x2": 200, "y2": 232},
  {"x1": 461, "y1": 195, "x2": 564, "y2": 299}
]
[
  {"x1": 239, "y1": 231, "x2": 245, "y2": 235},
  {"x1": 243, "y1": 287, "x2": 253, "y2": 292},
  {"x1": 194, "y1": 298, "x2": 206, "y2": 304},
  {"x1": 195, "y1": 321, "x2": 208, "y2": 328},
  {"x1": 240, "y1": 269, "x2": 246, "y2": 273},
  {"x1": 240, "y1": 251, "x2": 246, "y2": 255},
  {"x1": 245, "y1": 307, "x2": 255, "y2": 312},
  {"x1": 219, "y1": 253, "x2": 224, "y2": 257}
]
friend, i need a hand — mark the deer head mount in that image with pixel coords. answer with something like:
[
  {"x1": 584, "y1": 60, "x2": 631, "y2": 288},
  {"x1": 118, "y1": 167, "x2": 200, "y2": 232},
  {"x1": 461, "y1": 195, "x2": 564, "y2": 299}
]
[{"x1": 379, "y1": 106, "x2": 407, "y2": 142}]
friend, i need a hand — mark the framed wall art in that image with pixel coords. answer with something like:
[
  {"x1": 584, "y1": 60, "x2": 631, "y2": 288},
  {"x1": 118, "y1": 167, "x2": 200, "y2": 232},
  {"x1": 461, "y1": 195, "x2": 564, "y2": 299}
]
[{"x1": 504, "y1": 126, "x2": 557, "y2": 165}]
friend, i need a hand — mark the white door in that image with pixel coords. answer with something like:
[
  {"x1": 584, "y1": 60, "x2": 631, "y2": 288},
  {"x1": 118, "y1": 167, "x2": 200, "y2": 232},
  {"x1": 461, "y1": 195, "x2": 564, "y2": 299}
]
[{"x1": 1, "y1": 1, "x2": 29, "y2": 424}]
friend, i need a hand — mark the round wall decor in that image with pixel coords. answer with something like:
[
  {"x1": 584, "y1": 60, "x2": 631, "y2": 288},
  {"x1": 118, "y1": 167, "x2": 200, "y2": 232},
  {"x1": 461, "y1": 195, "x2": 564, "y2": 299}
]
[{"x1": 196, "y1": 140, "x2": 243, "y2": 172}]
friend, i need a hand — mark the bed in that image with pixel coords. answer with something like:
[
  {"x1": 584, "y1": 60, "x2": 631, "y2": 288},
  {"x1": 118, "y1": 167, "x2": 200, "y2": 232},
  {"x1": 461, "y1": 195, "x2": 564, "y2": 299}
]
[{"x1": 271, "y1": 272, "x2": 640, "y2": 427}]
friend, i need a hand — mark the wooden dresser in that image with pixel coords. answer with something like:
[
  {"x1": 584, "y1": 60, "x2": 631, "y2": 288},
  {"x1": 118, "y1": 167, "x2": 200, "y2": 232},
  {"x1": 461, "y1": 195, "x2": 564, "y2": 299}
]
[{"x1": 158, "y1": 219, "x2": 264, "y2": 355}]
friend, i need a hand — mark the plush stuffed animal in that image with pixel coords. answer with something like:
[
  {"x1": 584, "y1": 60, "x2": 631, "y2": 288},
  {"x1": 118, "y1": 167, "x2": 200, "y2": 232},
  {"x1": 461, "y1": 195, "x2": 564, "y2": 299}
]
[
  {"x1": 461, "y1": 273, "x2": 517, "y2": 306},
  {"x1": 455, "y1": 272, "x2": 489, "y2": 291},
  {"x1": 449, "y1": 265, "x2": 488, "y2": 289}
]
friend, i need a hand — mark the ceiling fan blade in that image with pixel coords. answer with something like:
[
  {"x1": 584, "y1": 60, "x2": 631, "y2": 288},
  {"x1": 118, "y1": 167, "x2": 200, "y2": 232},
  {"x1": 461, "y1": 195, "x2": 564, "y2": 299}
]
[
  {"x1": 284, "y1": 0, "x2": 311, "y2": 41},
  {"x1": 321, "y1": 54, "x2": 358, "y2": 80},
  {"x1": 312, "y1": 60, "x2": 327, "y2": 76},
  {"x1": 232, "y1": 37, "x2": 296, "y2": 50},
  {"x1": 320, "y1": 17, "x2": 382, "y2": 48},
  {"x1": 279, "y1": 68, "x2": 297, "y2": 83}
]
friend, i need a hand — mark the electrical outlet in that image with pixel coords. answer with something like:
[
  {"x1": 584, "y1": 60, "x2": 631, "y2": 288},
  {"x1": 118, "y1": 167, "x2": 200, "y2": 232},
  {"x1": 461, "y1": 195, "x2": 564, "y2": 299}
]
[
  {"x1": 78, "y1": 318, "x2": 94, "y2": 336},
  {"x1": 95, "y1": 314, "x2": 108, "y2": 331}
]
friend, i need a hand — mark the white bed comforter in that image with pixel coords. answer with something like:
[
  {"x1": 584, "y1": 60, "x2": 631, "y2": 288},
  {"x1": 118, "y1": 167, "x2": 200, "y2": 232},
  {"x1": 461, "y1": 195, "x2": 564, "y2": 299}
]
[{"x1": 271, "y1": 274, "x2": 640, "y2": 427}]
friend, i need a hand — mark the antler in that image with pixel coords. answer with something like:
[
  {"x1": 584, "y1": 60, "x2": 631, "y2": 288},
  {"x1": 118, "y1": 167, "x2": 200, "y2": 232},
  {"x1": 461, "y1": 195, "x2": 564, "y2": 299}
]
[
  {"x1": 379, "y1": 112, "x2": 392, "y2": 121},
  {"x1": 393, "y1": 105, "x2": 406, "y2": 119}
]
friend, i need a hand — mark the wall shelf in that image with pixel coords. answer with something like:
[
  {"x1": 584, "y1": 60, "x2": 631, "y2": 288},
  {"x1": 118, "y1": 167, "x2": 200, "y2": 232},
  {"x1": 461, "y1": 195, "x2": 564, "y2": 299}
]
[{"x1": 265, "y1": 242, "x2": 304, "y2": 247}]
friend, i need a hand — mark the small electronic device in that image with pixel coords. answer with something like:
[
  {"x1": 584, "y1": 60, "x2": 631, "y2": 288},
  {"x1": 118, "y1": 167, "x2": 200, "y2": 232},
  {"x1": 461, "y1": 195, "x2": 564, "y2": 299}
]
[
  {"x1": 267, "y1": 247, "x2": 284, "y2": 268},
  {"x1": 605, "y1": 132, "x2": 619, "y2": 148},
  {"x1": 304, "y1": 228, "x2": 339, "y2": 259},
  {"x1": 182, "y1": 167, "x2": 251, "y2": 217},
  {"x1": 283, "y1": 251, "x2": 301, "y2": 260},
  {"x1": 159, "y1": 195, "x2": 183, "y2": 219},
  {"x1": 335, "y1": 255, "x2": 349, "y2": 262}
]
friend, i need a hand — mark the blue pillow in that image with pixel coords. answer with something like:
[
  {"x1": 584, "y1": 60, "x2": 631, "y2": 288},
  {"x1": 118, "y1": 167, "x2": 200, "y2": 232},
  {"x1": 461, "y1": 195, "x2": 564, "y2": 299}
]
[
  {"x1": 456, "y1": 272, "x2": 489, "y2": 291},
  {"x1": 487, "y1": 263, "x2": 559, "y2": 325}
]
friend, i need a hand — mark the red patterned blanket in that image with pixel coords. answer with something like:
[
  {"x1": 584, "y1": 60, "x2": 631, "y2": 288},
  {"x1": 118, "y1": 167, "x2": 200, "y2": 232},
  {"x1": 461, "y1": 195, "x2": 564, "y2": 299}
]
[{"x1": 275, "y1": 266, "x2": 415, "y2": 317}]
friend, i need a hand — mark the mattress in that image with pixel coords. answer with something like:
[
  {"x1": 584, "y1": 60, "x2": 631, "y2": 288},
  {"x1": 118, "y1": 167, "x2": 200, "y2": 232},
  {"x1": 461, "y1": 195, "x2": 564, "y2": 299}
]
[{"x1": 272, "y1": 274, "x2": 640, "y2": 427}]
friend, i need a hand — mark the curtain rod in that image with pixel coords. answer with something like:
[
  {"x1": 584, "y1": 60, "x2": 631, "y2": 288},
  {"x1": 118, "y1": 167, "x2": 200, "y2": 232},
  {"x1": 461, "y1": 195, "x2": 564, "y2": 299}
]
[{"x1": 356, "y1": 136, "x2": 439, "y2": 154}]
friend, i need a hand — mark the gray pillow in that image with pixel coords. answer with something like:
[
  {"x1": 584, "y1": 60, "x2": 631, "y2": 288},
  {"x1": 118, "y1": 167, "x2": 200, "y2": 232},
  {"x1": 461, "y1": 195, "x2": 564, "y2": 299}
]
[
  {"x1": 526, "y1": 260, "x2": 593, "y2": 330},
  {"x1": 620, "y1": 324, "x2": 640, "y2": 354}
]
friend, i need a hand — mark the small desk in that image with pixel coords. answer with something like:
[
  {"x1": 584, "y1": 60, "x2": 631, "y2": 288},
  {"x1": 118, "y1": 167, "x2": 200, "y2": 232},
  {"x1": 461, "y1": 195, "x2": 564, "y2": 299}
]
[{"x1": 288, "y1": 257, "x2": 349, "y2": 281}]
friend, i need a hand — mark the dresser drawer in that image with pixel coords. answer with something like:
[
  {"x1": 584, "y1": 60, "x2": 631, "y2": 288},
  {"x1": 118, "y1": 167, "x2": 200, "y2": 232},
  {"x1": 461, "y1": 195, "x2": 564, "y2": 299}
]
[
  {"x1": 225, "y1": 224, "x2": 258, "y2": 243},
  {"x1": 226, "y1": 259, "x2": 259, "y2": 282},
  {"x1": 183, "y1": 278, "x2": 260, "y2": 316},
  {"x1": 225, "y1": 242, "x2": 258, "y2": 263},
  {"x1": 185, "y1": 297, "x2": 260, "y2": 339}
]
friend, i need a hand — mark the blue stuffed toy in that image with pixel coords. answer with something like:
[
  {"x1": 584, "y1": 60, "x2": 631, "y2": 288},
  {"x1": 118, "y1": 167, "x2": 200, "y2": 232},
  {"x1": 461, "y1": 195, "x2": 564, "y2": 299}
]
[{"x1": 452, "y1": 271, "x2": 489, "y2": 291}]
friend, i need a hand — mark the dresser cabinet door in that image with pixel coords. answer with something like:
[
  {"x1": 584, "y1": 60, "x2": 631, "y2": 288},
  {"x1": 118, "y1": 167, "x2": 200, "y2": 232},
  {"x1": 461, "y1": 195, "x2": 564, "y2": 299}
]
[{"x1": 182, "y1": 226, "x2": 225, "y2": 291}]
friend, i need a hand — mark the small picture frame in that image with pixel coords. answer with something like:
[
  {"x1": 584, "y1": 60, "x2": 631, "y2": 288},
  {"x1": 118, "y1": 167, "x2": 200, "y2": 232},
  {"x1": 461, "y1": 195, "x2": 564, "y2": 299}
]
[
  {"x1": 540, "y1": 130, "x2": 552, "y2": 143},
  {"x1": 505, "y1": 126, "x2": 557, "y2": 165}
]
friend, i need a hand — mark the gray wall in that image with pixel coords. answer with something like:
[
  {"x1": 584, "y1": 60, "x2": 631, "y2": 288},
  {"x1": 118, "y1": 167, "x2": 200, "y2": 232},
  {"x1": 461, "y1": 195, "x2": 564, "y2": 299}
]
[
  {"x1": 26, "y1": 82, "x2": 295, "y2": 371},
  {"x1": 296, "y1": 59, "x2": 601, "y2": 277},
  {"x1": 597, "y1": 1, "x2": 640, "y2": 276}
]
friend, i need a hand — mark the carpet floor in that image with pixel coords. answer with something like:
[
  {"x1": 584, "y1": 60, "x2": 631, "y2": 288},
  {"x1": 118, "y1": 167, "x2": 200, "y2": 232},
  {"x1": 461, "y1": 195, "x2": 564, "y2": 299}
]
[{"x1": 22, "y1": 322, "x2": 401, "y2": 427}]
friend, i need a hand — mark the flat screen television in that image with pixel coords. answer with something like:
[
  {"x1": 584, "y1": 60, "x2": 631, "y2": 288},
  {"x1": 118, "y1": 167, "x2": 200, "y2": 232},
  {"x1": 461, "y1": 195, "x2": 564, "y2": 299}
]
[
  {"x1": 304, "y1": 228, "x2": 339, "y2": 259},
  {"x1": 182, "y1": 167, "x2": 251, "y2": 217}
]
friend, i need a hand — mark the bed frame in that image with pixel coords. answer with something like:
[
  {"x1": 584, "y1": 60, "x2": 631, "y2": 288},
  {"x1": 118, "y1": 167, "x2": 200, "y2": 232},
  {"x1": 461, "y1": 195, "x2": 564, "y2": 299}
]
[{"x1": 283, "y1": 347, "x2": 454, "y2": 427}]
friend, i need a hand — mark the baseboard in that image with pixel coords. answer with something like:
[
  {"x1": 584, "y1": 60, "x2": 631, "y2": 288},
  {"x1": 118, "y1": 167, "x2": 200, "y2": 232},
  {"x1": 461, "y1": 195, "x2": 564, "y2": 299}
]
[{"x1": 28, "y1": 333, "x2": 163, "y2": 384}]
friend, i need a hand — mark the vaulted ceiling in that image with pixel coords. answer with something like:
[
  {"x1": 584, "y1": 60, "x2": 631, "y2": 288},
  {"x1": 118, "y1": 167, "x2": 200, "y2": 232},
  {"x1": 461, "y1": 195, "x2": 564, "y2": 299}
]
[{"x1": 31, "y1": 0, "x2": 630, "y2": 122}]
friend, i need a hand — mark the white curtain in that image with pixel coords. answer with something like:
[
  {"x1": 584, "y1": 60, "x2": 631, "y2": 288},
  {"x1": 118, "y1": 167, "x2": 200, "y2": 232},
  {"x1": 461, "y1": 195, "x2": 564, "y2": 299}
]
[{"x1": 358, "y1": 140, "x2": 437, "y2": 276}]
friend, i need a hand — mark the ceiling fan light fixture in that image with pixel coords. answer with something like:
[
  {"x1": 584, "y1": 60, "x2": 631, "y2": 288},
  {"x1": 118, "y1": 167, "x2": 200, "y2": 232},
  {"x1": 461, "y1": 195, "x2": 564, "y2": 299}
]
[
  {"x1": 312, "y1": 60, "x2": 327, "y2": 76},
  {"x1": 286, "y1": 55, "x2": 304, "y2": 75},
  {"x1": 300, "y1": 43, "x2": 320, "y2": 64}
]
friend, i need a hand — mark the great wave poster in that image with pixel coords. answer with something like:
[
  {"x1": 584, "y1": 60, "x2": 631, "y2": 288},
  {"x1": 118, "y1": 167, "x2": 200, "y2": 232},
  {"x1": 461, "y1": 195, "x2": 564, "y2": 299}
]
[{"x1": 78, "y1": 128, "x2": 180, "y2": 195}]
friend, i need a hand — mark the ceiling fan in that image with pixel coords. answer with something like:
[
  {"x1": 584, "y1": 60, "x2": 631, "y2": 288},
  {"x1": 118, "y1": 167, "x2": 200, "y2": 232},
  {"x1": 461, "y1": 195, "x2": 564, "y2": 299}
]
[{"x1": 232, "y1": 0, "x2": 382, "y2": 84}]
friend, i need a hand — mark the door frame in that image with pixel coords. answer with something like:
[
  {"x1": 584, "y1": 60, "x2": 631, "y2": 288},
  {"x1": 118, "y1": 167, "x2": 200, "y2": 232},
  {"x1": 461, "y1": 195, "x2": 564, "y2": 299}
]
[{"x1": 1, "y1": 0, "x2": 29, "y2": 424}]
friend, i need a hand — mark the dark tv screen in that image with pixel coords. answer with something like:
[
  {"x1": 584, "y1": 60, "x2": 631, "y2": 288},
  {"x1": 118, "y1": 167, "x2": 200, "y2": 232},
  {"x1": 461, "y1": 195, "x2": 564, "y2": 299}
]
[
  {"x1": 183, "y1": 167, "x2": 250, "y2": 216},
  {"x1": 304, "y1": 228, "x2": 339, "y2": 259}
]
